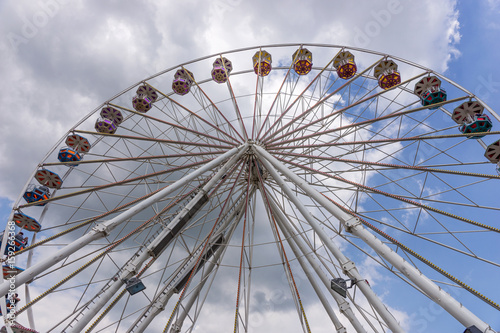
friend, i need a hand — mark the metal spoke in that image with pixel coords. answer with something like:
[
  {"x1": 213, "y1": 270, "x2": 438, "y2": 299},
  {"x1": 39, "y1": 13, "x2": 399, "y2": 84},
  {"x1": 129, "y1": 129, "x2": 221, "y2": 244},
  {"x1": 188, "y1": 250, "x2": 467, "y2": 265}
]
[{"x1": 4, "y1": 44, "x2": 498, "y2": 333}]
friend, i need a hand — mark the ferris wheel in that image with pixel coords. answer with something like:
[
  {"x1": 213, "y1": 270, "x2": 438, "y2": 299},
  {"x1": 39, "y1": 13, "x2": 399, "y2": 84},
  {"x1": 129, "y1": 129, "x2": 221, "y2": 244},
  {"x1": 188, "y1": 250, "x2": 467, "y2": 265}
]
[{"x1": 1, "y1": 43, "x2": 499, "y2": 333}]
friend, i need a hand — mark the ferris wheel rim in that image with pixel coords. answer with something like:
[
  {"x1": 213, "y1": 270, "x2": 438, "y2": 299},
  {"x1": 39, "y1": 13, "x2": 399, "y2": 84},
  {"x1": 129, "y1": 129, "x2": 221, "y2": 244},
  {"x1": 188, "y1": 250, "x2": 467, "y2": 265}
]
[
  {"x1": 2, "y1": 43, "x2": 499, "y2": 333},
  {"x1": 7, "y1": 42, "x2": 497, "y2": 211}
]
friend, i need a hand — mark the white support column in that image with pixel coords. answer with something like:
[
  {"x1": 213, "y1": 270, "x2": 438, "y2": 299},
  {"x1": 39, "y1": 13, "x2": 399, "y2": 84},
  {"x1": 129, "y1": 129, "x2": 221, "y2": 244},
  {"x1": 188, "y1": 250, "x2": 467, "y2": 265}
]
[
  {"x1": 67, "y1": 146, "x2": 248, "y2": 333},
  {"x1": 139, "y1": 248, "x2": 224, "y2": 333},
  {"x1": 254, "y1": 144, "x2": 497, "y2": 333},
  {"x1": 267, "y1": 196, "x2": 366, "y2": 333},
  {"x1": 169, "y1": 246, "x2": 223, "y2": 333},
  {"x1": 132, "y1": 189, "x2": 250, "y2": 333},
  {"x1": 167, "y1": 189, "x2": 253, "y2": 333},
  {"x1": 264, "y1": 193, "x2": 347, "y2": 333},
  {"x1": 0, "y1": 145, "x2": 247, "y2": 298},
  {"x1": 345, "y1": 218, "x2": 497, "y2": 333},
  {"x1": 253, "y1": 145, "x2": 404, "y2": 333}
]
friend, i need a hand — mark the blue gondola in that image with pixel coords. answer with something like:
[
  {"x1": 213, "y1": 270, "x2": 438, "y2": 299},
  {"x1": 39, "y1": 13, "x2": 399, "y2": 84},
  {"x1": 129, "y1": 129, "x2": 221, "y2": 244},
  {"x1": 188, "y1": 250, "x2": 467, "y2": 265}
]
[
  {"x1": 0, "y1": 231, "x2": 28, "y2": 255},
  {"x1": 459, "y1": 113, "x2": 493, "y2": 138},
  {"x1": 0, "y1": 232, "x2": 28, "y2": 255},
  {"x1": 0, "y1": 294, "x2": 20, "y2": 317},
  {"x1": 421, "y1": 88, "x2": 447, "y2": 109},
  {"x1": 23, "y1": 185, "x2": 50, "y2": 206},
  {"x1": 58, "y1": 147, "x2": 82, "y2": 166},
  {"x1": 414, "y1": 76, "x2": 447, "y2": 109}
]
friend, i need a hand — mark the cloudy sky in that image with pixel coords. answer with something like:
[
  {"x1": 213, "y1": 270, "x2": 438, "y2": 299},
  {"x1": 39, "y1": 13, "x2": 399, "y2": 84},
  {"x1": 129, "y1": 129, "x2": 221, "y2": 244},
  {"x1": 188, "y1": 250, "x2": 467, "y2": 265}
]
[{"x1": 1, "y1": 0, "x2": 500, "y2": 332}]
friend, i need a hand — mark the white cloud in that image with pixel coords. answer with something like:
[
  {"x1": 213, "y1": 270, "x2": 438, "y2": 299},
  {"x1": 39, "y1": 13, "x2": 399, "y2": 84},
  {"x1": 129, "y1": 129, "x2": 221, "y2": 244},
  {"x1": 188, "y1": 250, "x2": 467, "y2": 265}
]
[
  {"x1": 2, "y1": 0, "x2": 496, "y2": 332},
  {"x1": 0, "y1": 0, "x2": 463, "y2": 200}
]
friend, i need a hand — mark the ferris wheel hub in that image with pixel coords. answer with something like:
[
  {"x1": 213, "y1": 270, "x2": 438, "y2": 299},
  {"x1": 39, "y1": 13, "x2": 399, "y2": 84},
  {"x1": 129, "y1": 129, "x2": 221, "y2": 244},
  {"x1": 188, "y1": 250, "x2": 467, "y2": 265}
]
[{"x1": 6, "y1": 44, "x2": 499, "y2": 333}]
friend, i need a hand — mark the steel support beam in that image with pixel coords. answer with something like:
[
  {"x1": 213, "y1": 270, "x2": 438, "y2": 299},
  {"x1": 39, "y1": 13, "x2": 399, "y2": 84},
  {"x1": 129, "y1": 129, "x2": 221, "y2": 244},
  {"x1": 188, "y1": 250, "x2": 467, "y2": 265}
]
[
  {"x1": 0, "y1": 145, "x2": 247, "y2": 299},
  {"x1": 267, "y1": 195, "x2": 366, "y2": 333},
  {"x1": 131, "y1": 188, "x2": 250, "y2": 333},
  {"x1": 254, "y1": 145, "x2": 404, "y2": 332},
  {"x1": 64, "y1": 146, "x2": 248, "y2": 333},
  {"x1": 254, "y1": 144, "x2": 496, "y2": 333}
]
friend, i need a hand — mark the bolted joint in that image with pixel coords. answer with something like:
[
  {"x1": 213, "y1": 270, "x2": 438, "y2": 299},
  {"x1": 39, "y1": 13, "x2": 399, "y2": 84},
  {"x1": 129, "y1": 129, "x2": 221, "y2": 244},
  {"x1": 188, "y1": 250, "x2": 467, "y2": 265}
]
[
  {"x1": 170, "y1": 324, "x2": 181, "y2": 333},
  {"x1": 253, "y1": 140, "x2": 266, "y2": 149},
  {"x1": 151, "y1": 299, "x2": 165, "y2": 312},
  {"x1": 344, "y1": 217, "x2": 361, "y2": 233},
  {"x1": 338, "y1": 300, "x2": 351, "y2": 313},
  {"x1": 122, "y1": 262, "x2": 138, "y2": 278},
  {"x1": 342, "y1": 260, "x2": 356, "y2": 274},
  {"x1": 92, "y1": 224, "x2": 110, "y2": 237}
]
